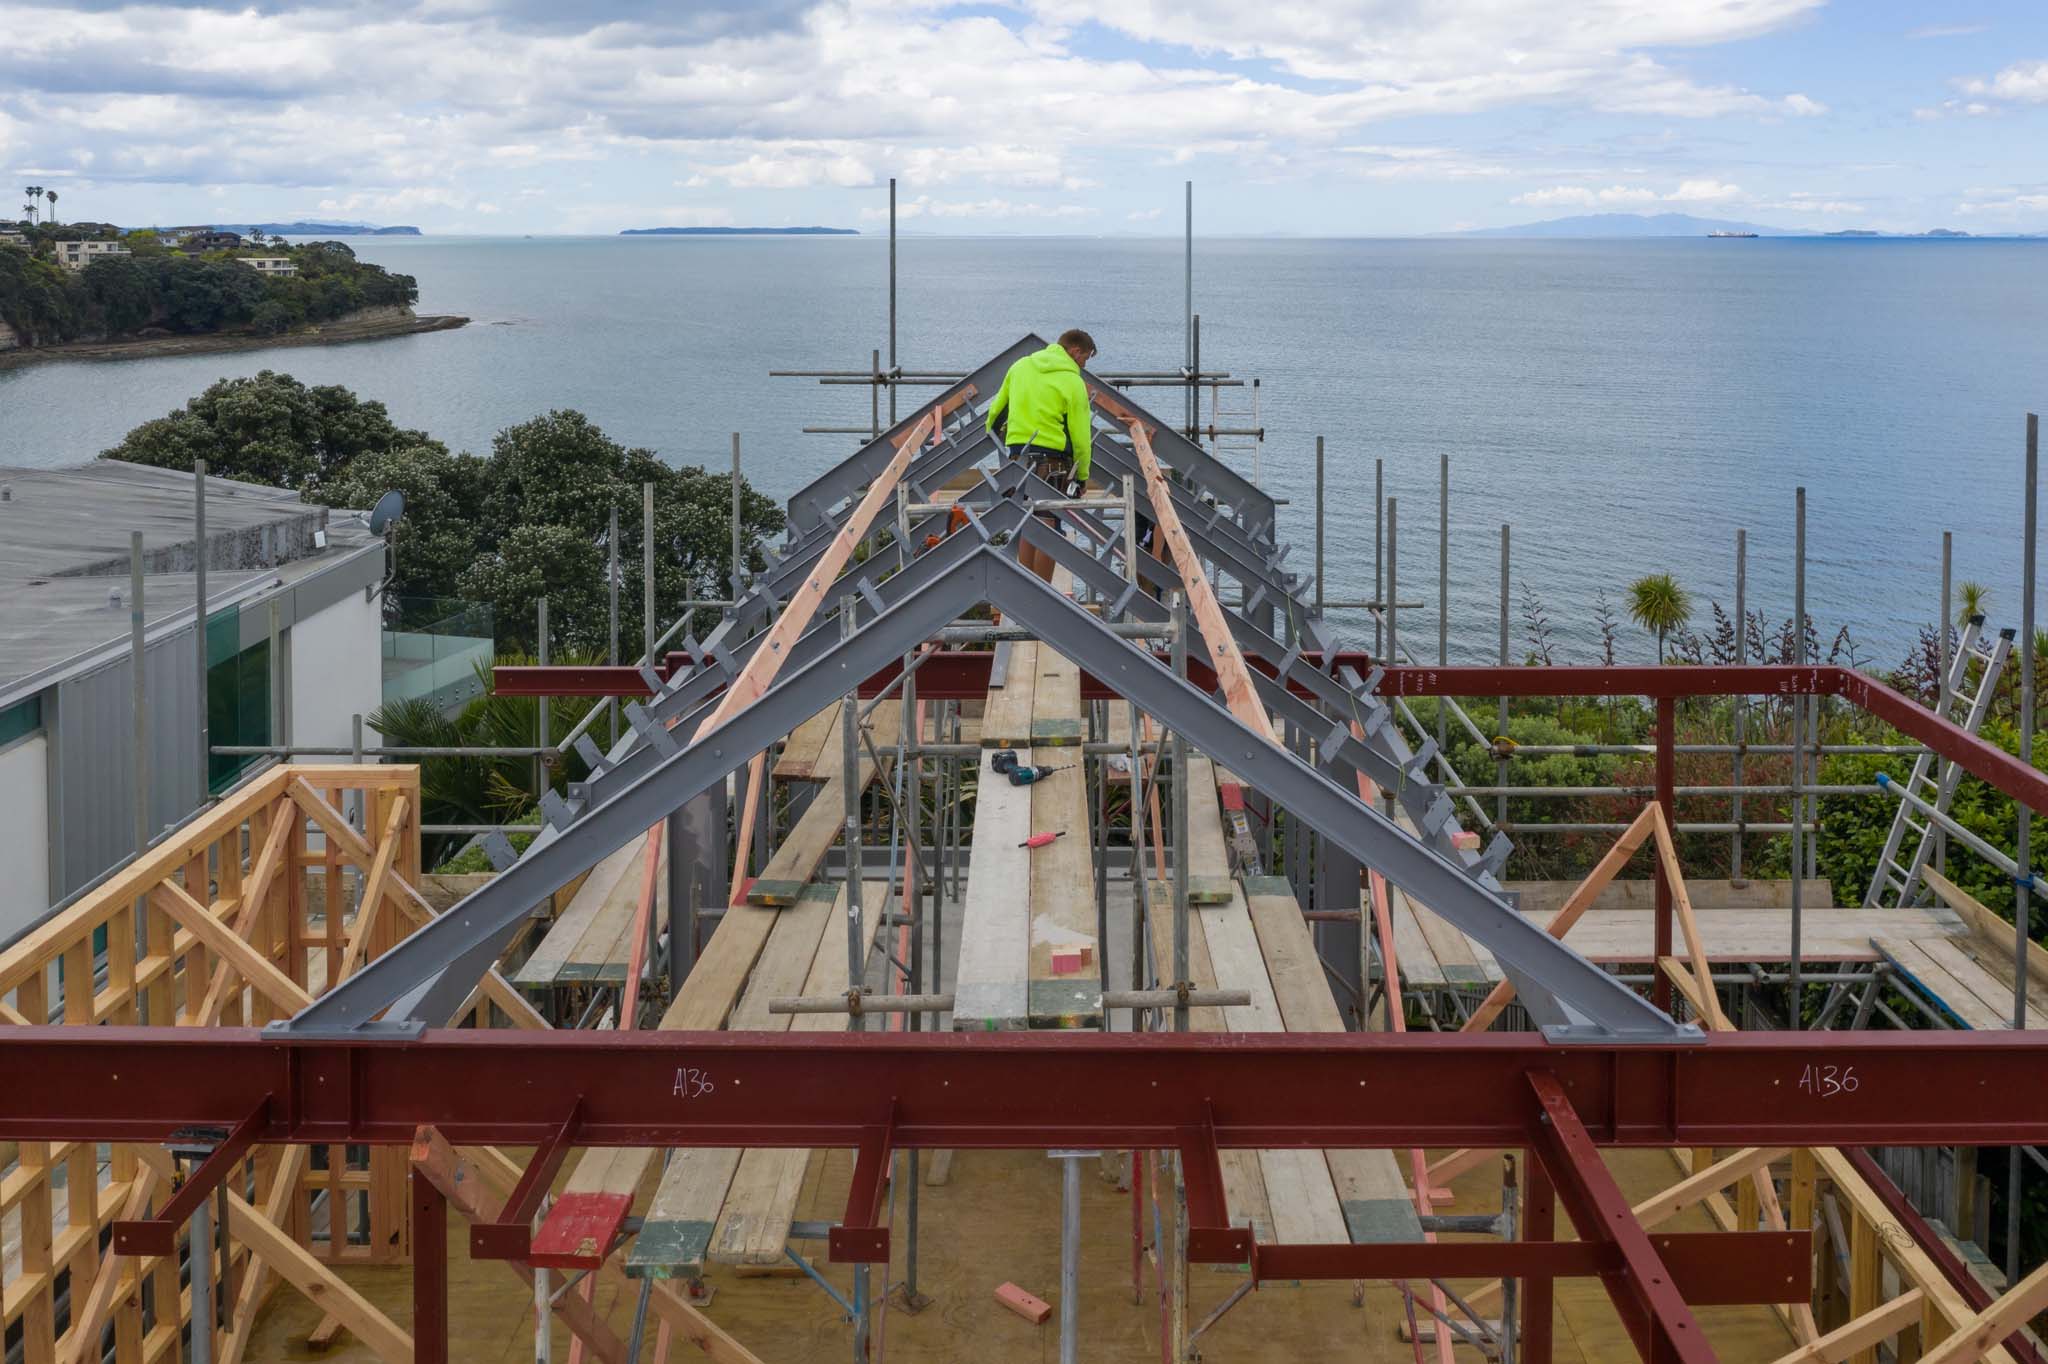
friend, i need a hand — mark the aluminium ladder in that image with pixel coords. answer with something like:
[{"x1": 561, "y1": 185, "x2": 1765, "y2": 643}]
[{"x1": 1864, "y1": 615, "x2": 2015, "y2": 909}]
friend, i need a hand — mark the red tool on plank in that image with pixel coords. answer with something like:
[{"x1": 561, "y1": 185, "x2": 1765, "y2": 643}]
[{"x1": 1019, "y1": 830, "x2": 1067, "y2": 850}]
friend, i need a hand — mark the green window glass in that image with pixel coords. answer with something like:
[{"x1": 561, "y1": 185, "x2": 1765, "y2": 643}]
[
  {"x1": 0, "y1": 695, "x2": 41, "y2": 747},
  {"x1": 207, "y1": 608, "x2": 272, "y2": 794}
]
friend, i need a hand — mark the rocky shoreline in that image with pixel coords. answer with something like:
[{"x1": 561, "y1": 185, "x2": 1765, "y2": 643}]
[{"x1": 0, "y1": 310, "x2": 469, "y2": 369}]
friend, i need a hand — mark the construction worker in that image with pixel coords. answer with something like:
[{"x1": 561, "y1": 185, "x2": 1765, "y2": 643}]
[{"x1": 986, "y1": 329, "x2": 1096, "y2": 582}]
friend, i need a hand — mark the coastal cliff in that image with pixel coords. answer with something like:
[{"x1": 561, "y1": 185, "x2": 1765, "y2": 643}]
[{"x1": 0, "y1": 305, "x2": 467, "y2": 368}]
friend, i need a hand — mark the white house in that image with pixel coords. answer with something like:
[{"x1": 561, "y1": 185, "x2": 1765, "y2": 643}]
[
  {"x1": 55, "y1": 240, "x2": 130, "y2": 271},
  {"x1": 0, "y1": 463, "x2": 388, "y2": 945},
  {"x1": 239, "y1": 256, "x2": 298, "y2": 278}
]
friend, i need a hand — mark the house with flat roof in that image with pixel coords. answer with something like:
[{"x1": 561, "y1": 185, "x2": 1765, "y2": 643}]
[
  {"x1": 54, "y1": 239, "x2": 129, "y2": 271},
  {"x1": 0, "y1": 462, "x2": 388, "y2": 942},
  {"x1": 239, "y1": 256, "x2": 297, "y2": 277}
]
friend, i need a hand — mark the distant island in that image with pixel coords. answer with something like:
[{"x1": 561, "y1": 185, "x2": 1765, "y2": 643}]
[
  {"x1": 202, "y1": 221, "x2": 421, "y2": 236},
  {"x1": 620, "y1": 226, "x2": 857, "y2": 236},
  {"x1": 1447, "y1": 212, "x2": 2014, "y2": 239}
]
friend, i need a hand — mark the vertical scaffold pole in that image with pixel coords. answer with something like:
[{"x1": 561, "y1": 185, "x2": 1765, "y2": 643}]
[
  {"x1": 2010, "y1": 412, "x2": 2039, "y2": 1285},
  {"x1": 1374, "y1": 460, "x2": 1385, "y2": 658},
  {"x1": 1438, "y1": 453, "x2": 1449, "y2": 760},
  {"x1": 1057, "y1": 1150, "x2": 1083, "y2": 1364},
  {"x1": 888, "y1": 179, "x2": 898, "y2": 428},
  {"x1": 732, "y1": 433, "x2": 744, "y2": 606},
  {"x1": 1790, "y1": 486, "x2": 1806, "y2": 1026},
  {"x1": 642, "y1": 482, "x2": 655, "y2": 664},
  {"x1": 130, "y1": 528, "x2": 150, "y2": 1032},
  {"x1": 1498, "y1": 525, "x2": 1510, "y2": 836},
  {"x1": 839, "y1": 598, "x2": 869, "y2": 1361},
  {"x1": 1732, "y1": 530, "x2": 1747, "y2": 882},
  {"x1": 1315, "y1": 436, "x2": 1325, "y2": 617},
  {"x1": 194, "y1": 459, "x2": 208, "y2": 808},
  {"x1": 1937, "y1": 530, "x2": 1953, "y2": 877},
  {"x1": 608, "y1": 503, "x2": 620, "y2": 748},
  {"x1": 536, "y1": 598, "x2": 549, "y2": 802},
  {"x1": 1387, "y1": 500, "x2": 1399, "y2": 668},
  {"x1": 1171, "y1": 591, "x2": 1191, "y2": 1036},
  {"x1": 1184, "y1": 180, "x2": 1193, "y2": 435}
]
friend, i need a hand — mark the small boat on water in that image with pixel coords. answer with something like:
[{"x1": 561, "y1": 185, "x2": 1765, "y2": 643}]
[{"x1": 1707, "y1": 230, "x2": 1759, "y2": 238}]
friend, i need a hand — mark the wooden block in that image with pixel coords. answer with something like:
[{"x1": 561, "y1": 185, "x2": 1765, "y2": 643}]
[
  {"x1": 1187, "y1": 876, "x2": 1235, "y2": 906},
  {"x1": 743, "y1": 879, "x2": 810, "y2": 907},
  {"x1": 996, "y1": 1282, "x2": 1052, "y2": 1325},
  {"x1": 531, "y1": 1191, "x2": 634, "y2": 1269}
]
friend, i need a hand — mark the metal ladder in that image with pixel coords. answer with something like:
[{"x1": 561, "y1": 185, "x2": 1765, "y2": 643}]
[
  {"x1": 1864, "y1": 615, "x2": 2015, "y2": 908},
  {"x1": 1206, "y1": 377, "x2": 1263, "y2": 486}
]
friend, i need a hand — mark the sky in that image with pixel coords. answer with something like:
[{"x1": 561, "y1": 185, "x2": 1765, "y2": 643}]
[{"x1": 3, "y1": 0, "x2": 2046, "y2": 236}]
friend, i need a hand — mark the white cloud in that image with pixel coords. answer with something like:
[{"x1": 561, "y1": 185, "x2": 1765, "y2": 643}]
[
  {"x1": 1915, "y1": 99, "x2": 1995, "y2": 119},
  {"x1": 1954, "y1": 187, "x2": 2048, "y2": 219},
  {"x1": 1127, "y1": 207, "x2": 1163, "y2": 221},
  {"x1": 0, "y1": 0, "x2": 1876, "y2": 229},
  {"x1": 1511, "y1": 184, "x2": 1659, "y2": 207},
  {"x1": 1959, "y1": 60, "x2": 2048, "y2": 103},
  {"x1": 1666, "y1": 178, "x2": 1743, "y2": 203},
  {"x1": 1512, "y1": 180, "x2": 1741, "y2": 208}
]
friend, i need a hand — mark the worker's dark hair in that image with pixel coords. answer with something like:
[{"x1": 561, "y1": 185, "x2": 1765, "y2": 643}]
[{"x1": 1058, "y1": 328, "x2": 1097, "y2": 358}]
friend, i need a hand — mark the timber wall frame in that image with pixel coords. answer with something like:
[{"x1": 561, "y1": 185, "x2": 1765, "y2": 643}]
[{"x1": 0, "y1": 763, "x2": 432, "y2": 1364}]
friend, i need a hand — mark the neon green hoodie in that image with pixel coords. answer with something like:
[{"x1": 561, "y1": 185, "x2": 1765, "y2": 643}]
[{"x1": 985, "y1": 342, "x2": 1093, "y2": 481}]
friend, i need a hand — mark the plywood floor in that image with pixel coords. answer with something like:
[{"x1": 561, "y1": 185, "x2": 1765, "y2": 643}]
[{"x1": 244, "y1": 1146, "x2": 1794, "y2": 1363}]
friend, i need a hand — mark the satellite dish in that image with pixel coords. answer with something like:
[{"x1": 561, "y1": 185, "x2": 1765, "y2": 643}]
[{"x1": 368, "y1": 489, "x2": 406, "y2": 535}]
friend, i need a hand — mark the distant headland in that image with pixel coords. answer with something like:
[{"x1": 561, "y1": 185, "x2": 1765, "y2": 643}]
[
  {"x1": 620, "y1": 226, "x2": 857, "y2": 236},
  {"x1": 206, "y1": 221, "x2": 422, "y2": 236}
]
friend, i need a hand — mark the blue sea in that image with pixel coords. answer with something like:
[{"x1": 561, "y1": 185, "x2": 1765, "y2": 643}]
[{"x1": 2, "y1": 234, "x2": 2044, "y2": 667}]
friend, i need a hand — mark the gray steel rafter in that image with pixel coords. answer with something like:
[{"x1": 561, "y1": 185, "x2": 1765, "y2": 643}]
[{"x1": 282, "y1": 528, "x2": 1685, "y2": 1041}]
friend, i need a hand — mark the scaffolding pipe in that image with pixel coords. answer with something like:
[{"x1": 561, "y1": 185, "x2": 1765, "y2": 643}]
[
  {"x1": 1791, "y1": 485, "x2": 1807, "y2": 1025},
  {"x1": 2011, "y1": 412, "x2": 2039, "y2": 1285},
  {"x1": 1732, "y1": 528, "x2": 1747, "y2": 882},
  {"x1": 194, "y1": 459, "x2": 209, "y2": 810}
]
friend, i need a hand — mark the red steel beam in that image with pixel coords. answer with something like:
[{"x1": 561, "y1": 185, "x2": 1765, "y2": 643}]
[
  {"x1": 9, "y1": 1028, "x2": 2048, "y2": 1151},
  {"x1": 111, "y1": 1096, "x2": 269, "y2": 1254},
  {"x1": 1250, "y1": 1230, "x2": 1808, "y2": 1303},
  {"x1": 1526, "y1": 1070, "x2": 1713, "y2": 1364},
  {"x1": 492, "y1": 656, "x2": 2048, "y2": 821},
  {"x1": 469, "y1": 1097, "x2": 581, "y2": 1260}
]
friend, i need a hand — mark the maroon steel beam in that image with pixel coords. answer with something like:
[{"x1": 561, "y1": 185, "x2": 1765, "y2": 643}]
[
  {"x1": 11, "y1": 1028, "x2": 2048, "y2": 1151},
  {"x1": 1180, "y1": 1112, "x2": 1252, "y2": 1263},
  {"x1": 1830, "y1": 668, "x2": 2048, "y2": 813},
  {"x1": 111, "y1": 1096, "x2": 269, "y2": 1254},
  {"x1": 469, "y1": 1097, "x2": 581, "y2": 1260},
  {"x1": 1523, "y1": 1153, "x2": 1556, "y2": 1364},
  {"x1": 828, "y1": 1117, "x2": 895, "y2": 1263},
  {"x1": 414, "y1": 1167, "x2": 449, "y2": 1364},
  {"x1": 1526, "y1": 1070, "x2": 1713, "y2": 1364},
  {"x1": 483, "y1": 654, "x2": 2048, "y2": 816},
  {"x1": 1250, "y1": 1230, "x2": 1807, "y2": 1302}
]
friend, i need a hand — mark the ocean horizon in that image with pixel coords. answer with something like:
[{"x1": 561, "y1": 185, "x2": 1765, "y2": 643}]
[{"x1": 3, "y1": 233, "x2": 2044, "y2": 669}]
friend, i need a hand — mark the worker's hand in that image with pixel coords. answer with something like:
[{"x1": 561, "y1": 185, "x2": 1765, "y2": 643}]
[{"x1": 1063, "y1": 476, "x2": 1084, "y2": 499}]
